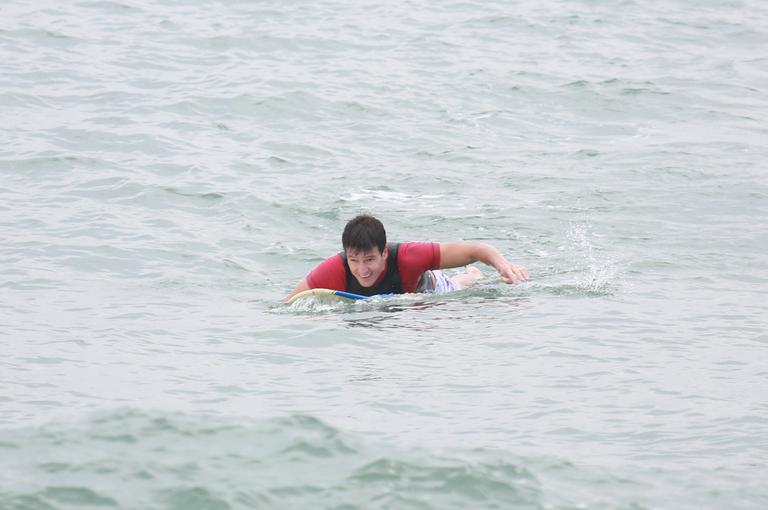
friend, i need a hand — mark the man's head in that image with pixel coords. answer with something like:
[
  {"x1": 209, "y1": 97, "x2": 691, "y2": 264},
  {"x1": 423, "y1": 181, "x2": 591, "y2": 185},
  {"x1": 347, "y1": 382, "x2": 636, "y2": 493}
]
[
  {"x1": 342, "y1": 215, "x2": 388, "y2": 287},
  {"x1": 342, "y1": 214, "x2": 387, "y2": 253}
]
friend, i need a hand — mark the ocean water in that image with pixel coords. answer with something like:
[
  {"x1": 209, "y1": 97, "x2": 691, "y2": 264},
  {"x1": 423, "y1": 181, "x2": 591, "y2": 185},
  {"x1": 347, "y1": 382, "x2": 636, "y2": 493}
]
[{"x1": 2, "y1": 0, "x2": 767, "y2": 508}]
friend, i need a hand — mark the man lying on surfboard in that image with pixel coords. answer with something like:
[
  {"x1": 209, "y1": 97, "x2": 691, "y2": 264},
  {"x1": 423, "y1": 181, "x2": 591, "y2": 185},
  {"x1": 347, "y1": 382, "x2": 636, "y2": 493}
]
[{"x1": 283, "y1": 214, "x2": 528, "y2": 302}]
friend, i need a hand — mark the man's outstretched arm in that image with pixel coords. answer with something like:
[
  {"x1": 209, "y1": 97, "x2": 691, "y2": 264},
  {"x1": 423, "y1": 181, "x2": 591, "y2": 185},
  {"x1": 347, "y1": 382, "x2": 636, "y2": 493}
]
[{"x1": 439, "y1": 243, "x2": 528, "y2": 284}]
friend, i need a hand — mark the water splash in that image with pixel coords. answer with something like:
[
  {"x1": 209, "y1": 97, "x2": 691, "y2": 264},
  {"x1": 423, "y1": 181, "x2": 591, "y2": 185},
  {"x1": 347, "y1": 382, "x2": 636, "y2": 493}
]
[
  {"x1": 274, "y1": 291, "x2": 446, "y2": 315},
  {"x1": 568, "y1": 221, "x2": 622, "y2": 294},
  {"x1": 532, "y1": 220, "x2": 623, "y2": 297}
]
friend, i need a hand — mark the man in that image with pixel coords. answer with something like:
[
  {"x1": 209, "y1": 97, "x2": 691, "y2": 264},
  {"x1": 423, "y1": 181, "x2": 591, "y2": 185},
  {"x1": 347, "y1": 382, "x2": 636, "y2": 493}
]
[{"x1": 283, "y1": 214, "x2": 528, "y2": 302}]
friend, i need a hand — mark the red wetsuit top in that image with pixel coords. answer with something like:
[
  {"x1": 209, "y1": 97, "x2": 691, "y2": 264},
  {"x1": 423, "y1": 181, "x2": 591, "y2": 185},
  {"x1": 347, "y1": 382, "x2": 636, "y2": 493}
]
[{"x1": 306, "y1": 242, "x2": 441, "y2": 293}]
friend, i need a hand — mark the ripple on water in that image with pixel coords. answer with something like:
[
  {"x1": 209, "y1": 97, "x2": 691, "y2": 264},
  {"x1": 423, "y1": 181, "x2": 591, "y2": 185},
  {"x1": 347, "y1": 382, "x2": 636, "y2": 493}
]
[
  {"x1": 2, "y1": 1, "x2": 767, "y2": 509},
  {"x1": 3, "y1": 409, "x2": 719, "y2": 510}
]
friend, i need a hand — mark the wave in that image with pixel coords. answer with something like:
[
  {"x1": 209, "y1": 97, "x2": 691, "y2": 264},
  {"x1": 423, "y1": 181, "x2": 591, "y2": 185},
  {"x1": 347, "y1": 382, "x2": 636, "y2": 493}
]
[{"x1": 0, "y1": 409, "x2": 545, "y2": 510}]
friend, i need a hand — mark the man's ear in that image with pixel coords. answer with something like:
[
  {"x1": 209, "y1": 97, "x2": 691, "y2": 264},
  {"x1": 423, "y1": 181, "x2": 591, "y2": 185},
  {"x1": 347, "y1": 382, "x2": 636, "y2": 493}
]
[{"x1": 382, "y1": 246, "x2": 389, "y2": 259}]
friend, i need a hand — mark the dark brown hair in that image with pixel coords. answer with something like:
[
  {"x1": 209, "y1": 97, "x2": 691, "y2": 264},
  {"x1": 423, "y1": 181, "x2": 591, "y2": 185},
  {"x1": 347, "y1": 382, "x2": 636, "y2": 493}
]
[{"x1": 342, "y1": 215, "x2": 386, "y2": 253}]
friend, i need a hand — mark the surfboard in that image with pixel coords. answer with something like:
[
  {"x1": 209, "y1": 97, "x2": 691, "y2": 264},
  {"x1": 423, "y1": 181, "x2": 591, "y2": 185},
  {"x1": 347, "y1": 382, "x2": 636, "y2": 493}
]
[{"x1": 285, "y1": 288, "x2": 393, "y2": 304}]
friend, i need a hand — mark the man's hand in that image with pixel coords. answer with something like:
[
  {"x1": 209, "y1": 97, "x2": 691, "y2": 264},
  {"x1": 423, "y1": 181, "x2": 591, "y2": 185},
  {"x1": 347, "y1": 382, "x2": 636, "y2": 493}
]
[{"x1": 496, "y1": 262, "x2": 529, "y2": 284}]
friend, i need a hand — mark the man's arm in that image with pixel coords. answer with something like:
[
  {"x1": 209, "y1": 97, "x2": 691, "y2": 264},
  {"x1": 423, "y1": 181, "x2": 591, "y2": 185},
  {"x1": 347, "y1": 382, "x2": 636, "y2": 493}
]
[
  {"x1": 282, "y1": 254, "x2": 348, "y2": 302},
  {"x1": 439, "y1": 243, "x2": 528, "y2": 284},
  {"x1": 283, "y1": 278, "x2": 311, "y2": 303}
]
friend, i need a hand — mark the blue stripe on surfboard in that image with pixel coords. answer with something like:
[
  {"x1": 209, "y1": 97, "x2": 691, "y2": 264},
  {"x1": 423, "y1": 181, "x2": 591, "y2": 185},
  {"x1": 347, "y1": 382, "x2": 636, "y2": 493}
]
[
  {"x1": 333, "y1": 290, "x2": 397, "y2": 300},
  {"x1": 331, "y1": 290, "x2": 367, "y2": 300}
]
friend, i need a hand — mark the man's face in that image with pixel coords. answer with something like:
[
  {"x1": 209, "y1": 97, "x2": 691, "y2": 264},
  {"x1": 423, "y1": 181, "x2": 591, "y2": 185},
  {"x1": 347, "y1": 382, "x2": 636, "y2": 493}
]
[{"x1": 346, "y1": 246, "x2": 388, "y2": 287}]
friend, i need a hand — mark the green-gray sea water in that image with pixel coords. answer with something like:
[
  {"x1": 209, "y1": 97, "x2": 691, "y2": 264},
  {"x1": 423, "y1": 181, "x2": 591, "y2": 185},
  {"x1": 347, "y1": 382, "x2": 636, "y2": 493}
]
[{"x1": 2, "y1": 1, "x2": 767, "y2": 508}]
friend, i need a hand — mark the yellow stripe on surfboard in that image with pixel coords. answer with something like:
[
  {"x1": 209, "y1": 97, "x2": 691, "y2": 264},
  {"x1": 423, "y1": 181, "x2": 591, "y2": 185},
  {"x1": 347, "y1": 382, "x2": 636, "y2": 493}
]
[{"x1": 285, "y1": 288, "x2": 359, "y2": 304}]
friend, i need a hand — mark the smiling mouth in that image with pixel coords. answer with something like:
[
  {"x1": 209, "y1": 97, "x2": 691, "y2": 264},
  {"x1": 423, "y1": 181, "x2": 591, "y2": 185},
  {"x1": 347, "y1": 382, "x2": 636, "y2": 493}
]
[{"x1": 356, "y1": 271, "x2": 375, "y2": 282}]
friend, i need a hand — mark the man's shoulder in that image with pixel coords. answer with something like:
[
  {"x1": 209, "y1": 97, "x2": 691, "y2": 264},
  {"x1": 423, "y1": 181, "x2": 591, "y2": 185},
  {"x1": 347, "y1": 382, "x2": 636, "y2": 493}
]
[
  {"x1": 307, "y1": 253, "x2": 346, "y2": 289},
  {"x1": 396, "y1": 241, "x2": 437, "y2": 249},
  {"x1": 315, "y1": 253, "x2": 345, "y2": 272},
  {"x1": 395, "y1": 242, "x2": 440, "y2": 265},
  {"x1": 397, "y1": 241, "x2": 439, "y2": 252}
]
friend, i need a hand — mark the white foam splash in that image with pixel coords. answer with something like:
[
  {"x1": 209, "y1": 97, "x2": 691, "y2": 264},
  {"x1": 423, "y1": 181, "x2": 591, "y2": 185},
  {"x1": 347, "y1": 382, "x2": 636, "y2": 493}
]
[{"x1": 562, "y1": 221, "x2": 623, "y2": 295}]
